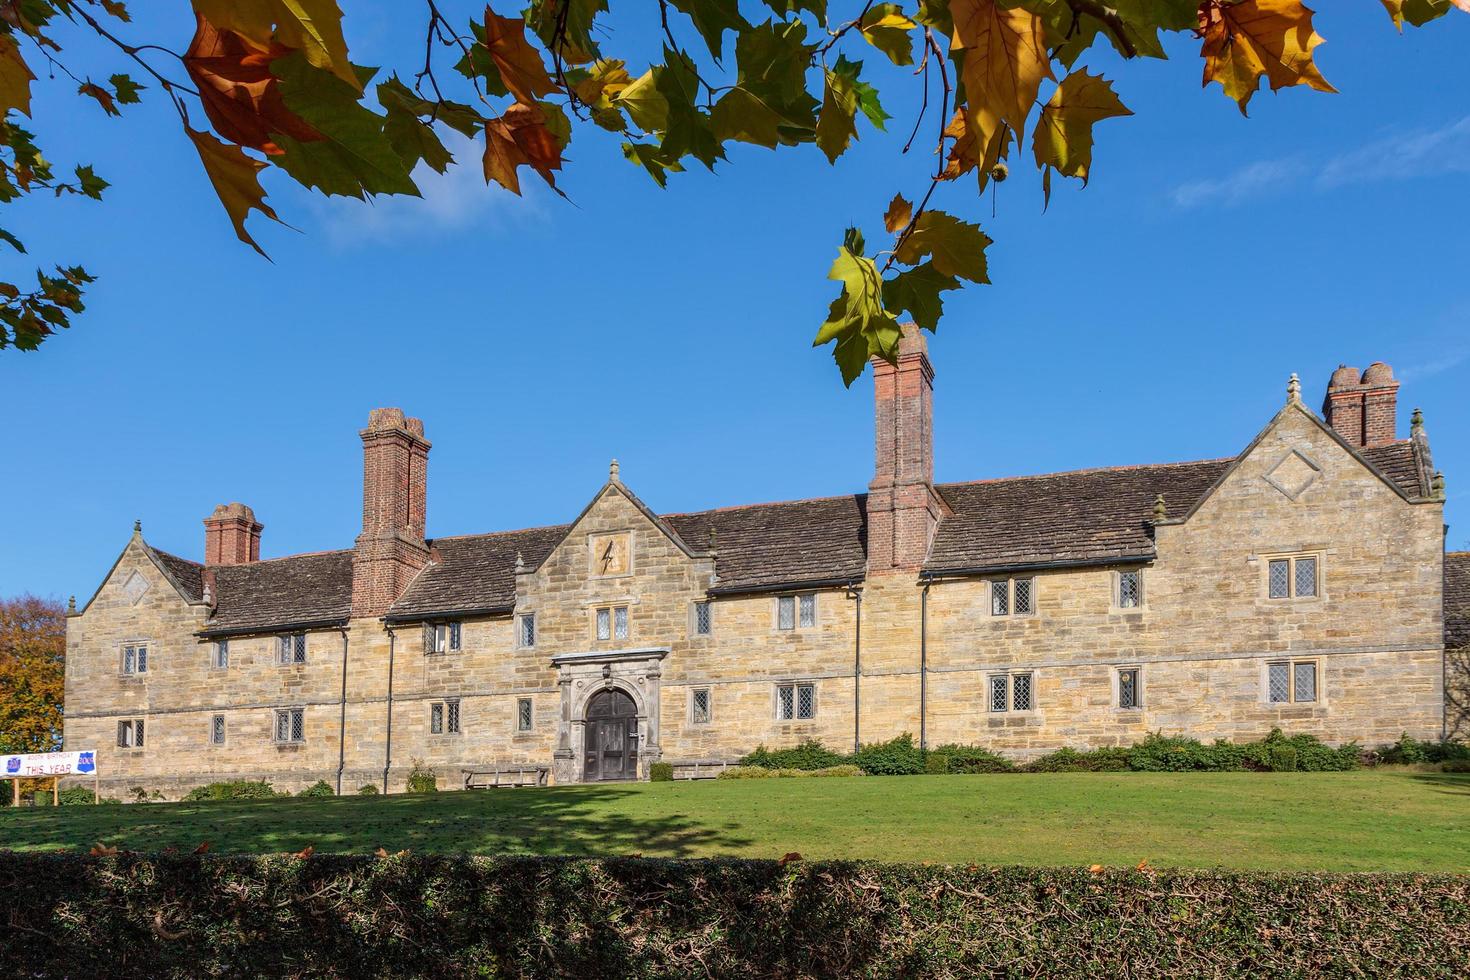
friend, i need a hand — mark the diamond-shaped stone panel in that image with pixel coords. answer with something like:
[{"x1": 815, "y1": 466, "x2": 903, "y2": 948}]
[
  {"x1": 123, "y1": 569, "x2": 150, "y2": 605},
  {"x1": 1265, "y1": 451, "x2": 1320, "y2": 501}
]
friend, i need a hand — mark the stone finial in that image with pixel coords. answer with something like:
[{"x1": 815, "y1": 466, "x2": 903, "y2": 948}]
[
  {"x1": 202, "y1": 580, "x2": 214, "y2": 606},
  {"x1": 1286, "y1": 373, "x2": 1302, "y2": 404},
  {"x1": 514, "y1": 550, "x2": 525, "y2": 574},
  {"x1": 67, "y1": 595, "x2": 76, "y2": 614},
  {"x1": 609, "y1": 458, "x2": 620, "y2": 483},
  {"x1": 1432, "y1": 471, "x2": 1446, "y2": 500},
  {"x1": 1152, "y1": 494, "x2": 1168, "y2": 522},
  {"x1": 707, "y1": 526, "x2": 718, "y2": 555},
  {"x1": 1411, "y1": 407, "x2": 1424, "y2": 434},
  {"x1": 133, "y1": 519, "x2": 142, "y2": 533}
]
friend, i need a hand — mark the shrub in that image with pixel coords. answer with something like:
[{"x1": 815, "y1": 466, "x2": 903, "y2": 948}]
[
  {"x1": 852, "y1": 733, "x2": 924, "y2": 775},
  {"x1": 650, "y1": 762, "x2": 673, "y2": 782},
  {"x1": 296, "y1": 780, "x2": 335, "y2": 798},
  {"x1": 1268, "y1": 745, "x2": 1298, "y2": 772},
  {"x1": 181, "y1": 781, "x2": 284, "y2": 802},
  {"x1": 1379, "y1": 734, "x2": 1470, "y2": 765},
  {"x1": 356, "y1": 784, "x2": 380, "y2": 795},
  {"x1": 928, "y1": 744, "x2": 1014, "y2": 774},
  {"x1": 739, "y1": 740, "x2": 849, "y2": 771},
  {"x1": 128, "y1": 786, "x2": 165, "y2": 802},
  {"x1": 718, "y1": 765, "x2": 863, "y2": 779},
  {"x1": 405, "y1": 759, "x2": 438, "y2": 794},
  {"x1": 58, "y1": 786, "x2": 120, "y2": 806},
  {"x1": 1441, "y1": 759, "x2": 1470, "y2": 773},
  {"x1": 1024, "y1": 747, "x2": 1131, "y2": 773}
]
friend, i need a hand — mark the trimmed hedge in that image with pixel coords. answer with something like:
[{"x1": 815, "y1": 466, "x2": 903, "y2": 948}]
[
  {"x1": 180, "y1": 780, "x2": 285, "y2": 802},
  {"x1": 1, "y1": 853, "x2": 1465, "y2": 978},
  {"x1": 718, "y1": 765, "x2": 864, "y2": 779}
]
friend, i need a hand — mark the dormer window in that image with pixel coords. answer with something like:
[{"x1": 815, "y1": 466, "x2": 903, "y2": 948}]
[
  {"x1": 425, "y1": 622, "x2": 462, "y2": 654},
  {"x1": 989, "y1": 578, "x2": 1034, "y2": 617},
  {"x1": 277, "y1": 633, "x2": 306, "y2": 665}
]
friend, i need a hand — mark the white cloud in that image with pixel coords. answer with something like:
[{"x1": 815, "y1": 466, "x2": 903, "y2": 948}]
[
  {"x1": 1169, "y1": 115, "x2": 1470, "y2": 209},
  {"x1": 311, "y1": 133, "x2": 547, "y2": 245}
]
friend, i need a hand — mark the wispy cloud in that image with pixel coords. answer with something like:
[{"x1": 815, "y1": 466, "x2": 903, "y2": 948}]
[
  {"x1": 1169, "y1": 115, "x2": 1470, "y2": 209},
  {"x1": 310, "y1": 133, "x2": 547, "y2": 245}
]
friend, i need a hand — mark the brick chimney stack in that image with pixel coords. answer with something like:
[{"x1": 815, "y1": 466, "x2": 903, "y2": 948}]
[
  {"x1": 352, "y1": 408, "x2": 431, "y2": 618},
  {"x1": 1322, "y1": 362, "x2": 1400, "y2": 448},
  {"x1": 867, "y1": 324, "x2": 945, "y2": 573},
  {"x1": 203, "y1": 502, "x2": 262, "y2": 565}
]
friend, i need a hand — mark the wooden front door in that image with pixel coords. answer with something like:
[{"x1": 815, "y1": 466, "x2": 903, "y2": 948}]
[{"x1": 583, "y1": 689, "x2": 639, "y2": 781}]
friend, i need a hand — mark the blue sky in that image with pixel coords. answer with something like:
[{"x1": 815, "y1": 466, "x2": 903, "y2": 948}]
[{"x1": 1, "y1": 3, "x2": 1466, "y2": 599}]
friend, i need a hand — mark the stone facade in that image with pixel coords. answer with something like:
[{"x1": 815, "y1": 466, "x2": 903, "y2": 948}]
[{"x1": 62, "y1": 343, "x2": 1457, "y2": 798}]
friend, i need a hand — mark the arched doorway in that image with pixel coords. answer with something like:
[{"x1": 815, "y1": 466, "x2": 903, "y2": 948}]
[{"x1": 583, "y1": 689, "x2": 639, "y2": 782}]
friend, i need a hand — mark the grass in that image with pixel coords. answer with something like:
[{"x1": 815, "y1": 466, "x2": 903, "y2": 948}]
[{"x1": 2, "y1": 771, "x2": 1467, "y2": 872}]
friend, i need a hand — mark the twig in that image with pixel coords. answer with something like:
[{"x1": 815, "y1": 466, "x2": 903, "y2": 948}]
[{"x1": 1064, "y1": 1, "x2": 1138, "y2": 59}]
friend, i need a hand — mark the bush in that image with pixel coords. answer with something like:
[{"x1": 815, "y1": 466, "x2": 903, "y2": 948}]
[
  {"x1": 928, "y1": 744, "x2": 1015, "y2": 774},
  {"x1": 405, "y1": 759, "x2": 438, "y2": 794},
  {"x1": 739, "y1": 740, "x2": 849, "y2": 771},
  {"x1": 128, "y1": 786, "x2": 165, "y2": 802},
  {"x1": 1268, "y1": 745, "x2": 1298, "y2": 772},
  {"x1": 717, "y1": 765, "x2": 863, "y2": 780},
  {"x1": 1441, "y1": 759, "x2": 1470, "y2": 773},
  {"x1": 356, "y1": 784, "x2": 380, "y2": 795},
  {"x1": 296, "y1": 780, "x2": 335, "y2": 798},
  {"x1": 851, "y1": 733, "x2": 925, "y2": 775},
  {"x1": 650, "y1": 762, "x2": 674, "y2": 782},
  {"x1": 58, "y1": 786, "x2": 120, "y2": 806},
  {"x1": 1378, "y1": 734, "x2": 1470, "y2": 765},
  {"x1": 1023, "y1": 747, "x2": 1131, "y2": 773},
  {"x1": 181, "y1": 781, "x2": 284, "y2": 802},
  {"x1": 3, "y1": 854, "x2": 1466, "y2": 978}
]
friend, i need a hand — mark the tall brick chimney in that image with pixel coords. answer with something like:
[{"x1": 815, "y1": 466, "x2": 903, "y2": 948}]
[
  {"x1": 1322, "y1": 362, "x2": 1400, "y2": 448},
  {"x1": 867, "y1": 324, "x2": 945, "y2": 573},
  {"x1": 352, "y1": 408, "x2": 430, "y2": 618},
  {"x1": 203, "y1": 502, "x2": 262, "y2": 565}
]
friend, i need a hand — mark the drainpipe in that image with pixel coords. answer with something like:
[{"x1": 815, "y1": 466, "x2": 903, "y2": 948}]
[
  {"x1": 846, "y1": 584, "x2": 862, "y2": 754},
  {"x1": 919, "y1": 578, "x2": 930, "y2": 752},
  {"x1": 382, "y1": 625, "x2": 396, "y2": 793},
  {"x1": 335, "y1": 627, "x2": 349, "y2": 796}
]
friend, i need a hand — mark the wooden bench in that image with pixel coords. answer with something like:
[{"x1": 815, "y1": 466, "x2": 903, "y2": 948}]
[
  {"x1": 665, "y1": 759, "x2": 739, "y2": 780},
  {"x1": 462, "y1": 766, "x2": 550, "y2": 789}
]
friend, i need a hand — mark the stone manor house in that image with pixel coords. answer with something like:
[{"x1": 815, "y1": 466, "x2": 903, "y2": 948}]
[{"x1": 63, "y1": 332, "x2": 1462, "y2": 795}]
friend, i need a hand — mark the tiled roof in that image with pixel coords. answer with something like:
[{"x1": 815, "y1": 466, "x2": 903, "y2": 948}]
[
  {"x1": 204, "y1": 550, "x2": 353, "y2": 635},
  {"x1": 386, "y1": 525, "x2": 568, "y2": 620},
  {"x1": 666, "y1": 495, "x2": 868, "y2": 594},
  {"x1": 189, "y1": 440, "x2": 1433, "y2": 629},
  {"x1": 1447, "y1": 552, "x2": 1470, "y2": 650},
  {"x1": 149, "y1": 547, "x2": 203, "y2": 602},
  {"x1": 928, "y1": 459, "x2": 1231, "y2": 573}
]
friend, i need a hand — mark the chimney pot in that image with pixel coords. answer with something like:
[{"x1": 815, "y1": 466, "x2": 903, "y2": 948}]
[
  {"x1": 353, "y1": 407, "x2": 431, "y2": 617},
  {"x1": 1323, "y1": 360, "x2": 1399, "y2": 449},
  {"x1": 867, "y1": 323, "x2": 942, "y2": 573},
  {"x1": 204, "y1": 502, "x2": 263, "y2": 565}
]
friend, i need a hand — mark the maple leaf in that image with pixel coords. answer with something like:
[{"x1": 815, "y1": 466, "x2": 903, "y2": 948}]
[
  {"x1": 859, "y1": 4, "x2": 917, "y2": 66},
  {"x1": 666, "y1": 0, "x2": 750, "y2": 62},
  {"x1": 90, "y1": 842, "x2": 119, "y2": 856},
  {"x1": 1032, "y1": 69, "x2": 1132, "y2": 205},
  {"x1": 1381, "y1": 0, "x2": 1464, "y2": 28},
  {"x1": 102, "y1": 1, "x2": 132, "y2": 20},
  {"x1": 816, "y1": 56, "x2": 886, "y2": 163},
  {"x1": 191, "y1": 0, "x2": 359, "y2": 90},
  {"x1": 0, "y1": 33, "x2": 35, "y2": 118},
  {"x1": 1136, "y1": 858, "x2": 1150, "y2": 871},
  {"x1": 894, "y1": 210, "x2": 991, "y2": 283},
  {"x1": 483, "y1": 100, "x2": 564, "y2": 194},
  {"x1": 779, "y1": 851, "x2": 803, "y2": 865},
  {"x1": 1088, "y1": 863, "x2": 1104, "y2": 873},
  {"x1": 712, "y1": 87, "x2": 786, "y2": 148},
  {"x1": 193, "y1": 841, "x2": 211, "y2": 854},
  {"x1": 813, "y1": 228, "x2": 902, "y2": 385},
  {"x1": 570, "y1": 59, "x2": 631, "y2": 111},
  {"x1": 949, "y1": 0, "x2": 1053, "y2": 142},
  {"x1": 613, "y1": 69, "x2": 670, "y2": 132},
  {"x1": 293, "y1": 844, "x2": 315, "y2": 859},
  {"x1": 186, "y1": 126, "x2": 283, "y2": 257},
  {"x1": 482, "y1": 4, "x2": 559, "y2": 105},
  {"x1": 883, "y1": 193, "x2": 912, "y2": 233},
  {"x1": 183, "y1": 14, "x2": 322, "y2": 156},
  {"x1": 882, "y1": 261, "x2": 959, "y2": 333},
  {"x1": 378, "y1": 77, "x2": 455, "y2": 174},
  {"x1": 78, "y1": 80, "x2": 119, "y2": 117},
  {"x1": 1199, "y1": 0, "x2": 1336, "y2": 115}
]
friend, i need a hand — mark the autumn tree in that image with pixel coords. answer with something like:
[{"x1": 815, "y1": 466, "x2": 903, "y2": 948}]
[
  {"x1": 0, "y1": 0, "x2": 1464, "y2": 380},
  {"x1": 0, "y1": 595, "x2": 66, "y2": 758}
]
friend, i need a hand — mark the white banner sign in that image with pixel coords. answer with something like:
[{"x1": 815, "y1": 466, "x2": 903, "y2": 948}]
[{"x1": 3, "y1": 750, "x2": 97, "y2": 778}]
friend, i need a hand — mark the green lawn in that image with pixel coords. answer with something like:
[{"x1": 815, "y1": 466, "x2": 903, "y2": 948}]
[{"x1": 2, "y1": 772, "x2": 1466, "y2": 872}]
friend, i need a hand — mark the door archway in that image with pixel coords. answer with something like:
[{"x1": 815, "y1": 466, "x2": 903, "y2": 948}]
[{"x1": 583, "y1": 688, "x2": 639, "y2": 782}]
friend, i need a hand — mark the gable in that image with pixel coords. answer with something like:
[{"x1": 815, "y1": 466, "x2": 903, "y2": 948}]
[
  {"x1": 530, "y1": 481, "x2": 702, "y2": 586},
  {"x1": 79, "y1": 535, "x2": 204, "y2": 616}
]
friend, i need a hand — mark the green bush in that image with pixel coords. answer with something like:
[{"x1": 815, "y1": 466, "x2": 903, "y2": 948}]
[
  {"x1": 356, "y1": 784, "x2": 380, "y2": 795},
  {"x1": 1441, "y1": 759, "x2": 1470, "y2": 773},
  {"x1": 3, "y1": 854, "x2": 1466, "y2": 978},
  {"x1": 1378, "y1": 734, "x2": 1470, "y2": 765},
  {"x1": 927, "y1": 744, "x2": 1015, "y2": 774},
  {"x1": 718, "y1": 765, "x2": 863, "y2": 779},
  {"x1": 181, "y1": 781, "x2": 283, "y2": 802},
  {"x1": 649, "y1": 762, "x2": 673, "y2": 782},
  {"x1": 58, "y1": 786, "x2": 120, "y2": 806},
  {"x1": 1268, "y1": 745, "x2": 1298, "y2": 772},
  {"x1": 405, "y1": 759, "x2": 438, "y2": 794},
  {"x1": 296, "y1": 780, "x2": 335, "y2": 798},
  {"x1": 739, "y1": 740, "x2": 850, "y2": 771},
  {"x1": 1023, "y1": 747, "x2": 1132, "y2": 773},
  {"x1": 852, "y1": 733, "x2": 925, "y2": 775}
]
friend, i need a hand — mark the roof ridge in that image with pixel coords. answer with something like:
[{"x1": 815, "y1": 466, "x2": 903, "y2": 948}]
[
  {"x1": 224, "y1": 548, "x2": 352, "y2": 566},
  {"x1": 149, "y1": 545, "x2": 203, "y2": 568},
  {"x1": 661, "y1": 492, "x2": 863, "y2": 519},
  {"x1": 938, "y1": 455, "x2": 1236, "y2": 489},
  {"x1": 427, "y1": 523, "x2": 570, "y2": 544}
]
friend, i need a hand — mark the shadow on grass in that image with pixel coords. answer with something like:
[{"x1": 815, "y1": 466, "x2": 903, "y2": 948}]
[
  {"x1": 1408, "y1": 773, "x2": 1470, "y2": 797},
  {"x1": 0, "y1": 784, "x2": 754, "y2": 857}
]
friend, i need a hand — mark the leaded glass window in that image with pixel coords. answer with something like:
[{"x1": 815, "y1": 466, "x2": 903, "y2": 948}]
[
  {"x1": 519, "y1": 613, "x2": 536, "y2": 647},
  {"x1": 1294, "y1": 557, "x2": 1317, "y2": 598},
  {"x1": 117, "y1": 719, "x2": 144, "y2": 747},
  {"x1": 777, "y1": 684, "x2": 795, "y2": 719},
  {"x1": 291, "y1": 708, "x2": 304, "y2": 742},
  {"x1": 799, "y1": 594, "x2": 816, "y2": 627},
  {"x1": 596, "y1": 607, "x2": 611, "y2": 640},
  {"x1": 448, "y1": 622, "x2": 462, "y2": 651},
  {"x1": 1118, "y1": 571, "x2": 1141, "y2": 609},
  {"x1": 123, "y1": 643, "x2": 149, "y2": 674},
  {"x1": 431, "y1": 702, "x2": 444, "y2": 734},
  {"x1": 614, "y1": 606, "x2": 629, "y2": 640},
  {"x1": 275, "y1": 707, "x2": 304, "y2": 743},
  {"x1": 134, "y1": 719, "x2": 145, "y2": 746},
  {"x1": 691, "y1": 688, "x2": 711, "y2": 724},
  {"x1": 1293, "y1": 662, "x2": 1317, "y2": 703},
  {"x1": 1268, "y1": 559, "x2": 1290, "y2": 599},
  {"x1": 989, "y1": 675, "x2": 1008, "y2": 712},
  {"x1": 1118, "y1": 668, "x2": 1141, "y2": 709},
  {"x1": 1013, "y1": 579, "x2": 1034, "y2": 615},
  {"x1": 517, "y1": 697, "x2": 533, "y2": 731},
  {"x1": 1268, "y1": 662, "x2": 1291, "y2": 703},
  {"x1": 279, "y1": 633, "x2": 305, "y2": 664},
  {"x1": 694, "y1": 601, "x2": 712, "y2": 636},
  {"x1": 213, "y1": 639, "x2": 228, "y2": 669},
  {"x1": 777, "y1": 595, "x2": 796, "y2": 630},
  {"x1": 1012, "y1": 673, "x2": 1034, "y2": 711},
  {"x1": 211, "y1": 714, "x2": 225, "y2": 745},
  {"x1": 447, "y1": 699, "x2": 460, "y2": 734},
  {"x1": 990, "y1": 581, "x2": 1009, "y2": 616},
  {"x1": 796, "y1": 683, "x2": 815, "y2": 719}
]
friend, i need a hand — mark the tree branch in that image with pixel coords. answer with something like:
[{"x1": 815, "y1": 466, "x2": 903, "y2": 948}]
[{"x1": 1064, "y1": 1, "x2": 1138, "y2": 59}]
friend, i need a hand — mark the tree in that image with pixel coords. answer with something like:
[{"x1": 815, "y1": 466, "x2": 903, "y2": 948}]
[
  {"x1": 0, "y1": 0, "x2": 1464, "y2": 379},
  {"x1": 0, "y1": 595, "x2": 66, "y2": 758}
]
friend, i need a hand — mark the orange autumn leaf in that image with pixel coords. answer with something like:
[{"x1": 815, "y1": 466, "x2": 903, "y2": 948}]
[
  {"x1": 90, "y1": 843, "x2": 119, "y2": 856},
  {"x1": 293, "y1": 844, "x2": 315, "y2": 859},
  {"x1": 1199, "y1": 0, "x2": 1336, "y2": 115},
  {"x1": 193, "y1": 841, "x2": 211, "y2": 854},
  {"x1": 482, "y1": 101, "x2": 563, "y2": 194},
  {"x1": 78, "y1": 80, "x2": 118, "y2": 116},
  {"x1": 186, "y1": 126, "x2": 284, "y2": 256},
  {"x1": 183, "y1": 13, "x2": 321, "y2": 155},
  {"x1": 883, "y1": 193, "x2": 912, "y2": 233},
  {"x1": 1088, "y1": 863, "x2": 1104, "y2": 873},
  {"x1": 482, "y1": 4, "x2": 559, "y2": 105},
  {"x1": 1136, "y1": 858, "x2": 1150, "y2": 871},
  {"x1": 779, "y1": 852, "x2": 803, "y2": 866},
  {"x1": 949, "y1": 0, "x2": 1052, "y2": 142}
]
